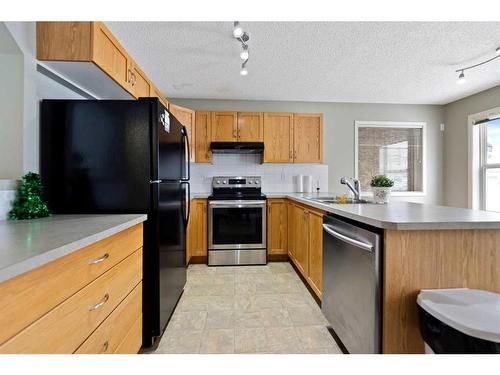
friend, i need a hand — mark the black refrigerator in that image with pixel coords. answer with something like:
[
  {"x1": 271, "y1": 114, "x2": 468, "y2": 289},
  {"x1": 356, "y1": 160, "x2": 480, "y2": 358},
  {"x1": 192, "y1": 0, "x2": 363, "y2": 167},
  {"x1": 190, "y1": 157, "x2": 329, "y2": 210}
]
[{"x1": 40, "y1": 98, "x2": 189, "y2": 348}]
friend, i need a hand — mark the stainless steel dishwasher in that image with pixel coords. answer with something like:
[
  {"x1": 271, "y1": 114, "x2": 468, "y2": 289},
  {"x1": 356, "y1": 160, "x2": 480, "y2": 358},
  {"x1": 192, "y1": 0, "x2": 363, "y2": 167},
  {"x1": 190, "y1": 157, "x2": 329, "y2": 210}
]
[{"x1": 322, "y1": 214, "x2": 382, "y2": 354}]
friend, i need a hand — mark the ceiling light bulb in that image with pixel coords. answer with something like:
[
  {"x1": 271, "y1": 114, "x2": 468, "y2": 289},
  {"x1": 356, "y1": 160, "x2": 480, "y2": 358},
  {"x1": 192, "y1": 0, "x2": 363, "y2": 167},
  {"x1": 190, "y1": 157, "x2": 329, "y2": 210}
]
[
  {"x1": 240, "y1": 48, "x2": 249, "y2": 60},
  {"x1": 240, "y1": 67, "x2": 248, "y2": 76},
  {"x1": 457, "y1": 71, "x2": 466, "y2": 84},
  {"x1": 233, "y1": 22, "x2": 243, "y2": 38}
]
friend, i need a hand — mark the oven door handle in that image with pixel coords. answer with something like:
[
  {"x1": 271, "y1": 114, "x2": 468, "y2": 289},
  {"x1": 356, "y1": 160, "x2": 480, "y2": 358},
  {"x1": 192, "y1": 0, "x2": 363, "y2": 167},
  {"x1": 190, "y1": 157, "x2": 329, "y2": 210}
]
[{"x1": 209, "y1": 200, "x2": 266, "y2": 207}]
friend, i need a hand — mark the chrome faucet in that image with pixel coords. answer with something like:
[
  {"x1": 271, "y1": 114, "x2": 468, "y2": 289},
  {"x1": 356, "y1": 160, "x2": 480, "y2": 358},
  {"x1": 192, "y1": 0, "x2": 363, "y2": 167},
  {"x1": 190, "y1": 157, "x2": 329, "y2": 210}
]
[{"x1": 340, "y1": 177, "x2": 361, "y2": 200}]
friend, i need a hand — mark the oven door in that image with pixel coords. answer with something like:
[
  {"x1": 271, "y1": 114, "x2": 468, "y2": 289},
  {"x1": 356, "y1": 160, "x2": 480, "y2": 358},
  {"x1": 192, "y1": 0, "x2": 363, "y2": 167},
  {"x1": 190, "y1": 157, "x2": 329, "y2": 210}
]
[{"x1": 208, "y1": 200, "x2": 267, "y2": 250}]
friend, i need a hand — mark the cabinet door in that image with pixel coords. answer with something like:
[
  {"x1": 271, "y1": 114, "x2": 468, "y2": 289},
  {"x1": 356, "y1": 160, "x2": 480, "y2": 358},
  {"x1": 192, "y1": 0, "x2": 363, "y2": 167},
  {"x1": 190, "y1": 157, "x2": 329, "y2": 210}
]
[
  {"x1": 149, "y1": 85, "x2": 170, "y2": 109},
  {"x1": 170, "y1": 104, "x2": 196, "y2": 162},
  {"x1": 237, "y1": 112, "x2": 264, "y2": 142},
  {"x1": 92, "y1": 22, "x2": 130, "y2": 91},
  {"x1": 307, "y1": 211, "x2": 323, "y2": 298},
  {"x1": 294, "y1": 208, "x2": 310, "y2": 276},
  {"x1": 186, "y1": 199, "x2": 207, "y2": 263},
  {"x1": 211, "y1": 112, "x2": 238, "y2": 142},
  {"x1": 129, "y1": 62, "x2": 151, "y2": 99},
  {"x1": 287, "y1": 202, "x2": 296, "y2": 260},
  {"x1": 194, "y1": 112, "x2": 212, "y2": 163},
  {"x1": 263, "y1": 113, "x2": 294, "y2": 163},
  {"x1": 293, "y1": 113, "x2": 323, "y2": 163},
  {"x1": 267, "y1": 199, "x2": 288, "y2": 255}
]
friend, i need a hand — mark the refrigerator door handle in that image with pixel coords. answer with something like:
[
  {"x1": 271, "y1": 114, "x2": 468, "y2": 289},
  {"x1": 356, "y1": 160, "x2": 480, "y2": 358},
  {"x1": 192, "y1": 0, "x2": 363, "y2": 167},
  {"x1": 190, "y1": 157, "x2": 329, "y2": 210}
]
[
  {"x1": 181, "y1": 181, "x2": 191, "y2": 226},
  {"x1": 181, "y1": 127, "x2": 190, "y2": 181}
]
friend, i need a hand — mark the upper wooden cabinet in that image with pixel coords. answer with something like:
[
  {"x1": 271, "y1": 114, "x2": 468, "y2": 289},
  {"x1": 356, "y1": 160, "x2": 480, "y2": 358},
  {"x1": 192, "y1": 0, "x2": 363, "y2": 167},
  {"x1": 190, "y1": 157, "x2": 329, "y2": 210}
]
[
  {"x1": 293, "y1": 113, "x2": 323, "y2": 163},
  {"x1": 194, "y1": 112, "x2": 212, "y2": 163},
  {"x1": 128, "y1": 61, "x2": 151, "y2": 98},
  {"x1": 169, "y1": 104, "x2": 196, "y2": 162},
  {"x1": 37, "y1": 21, "x2": 169, "y2": 103},
  {"x1": 149, "y1": 84, "x2": 170, "y2": 110},
  {"x1": 263, "y1": 113, "x2": 294, "y2": 163},
  {"x1": 237, "y1": 112, "x2": 264, "y2": 142},
  {"x1": 211, "y1": 112, "x2": 238, "y2": 142},
  {"x1": 92, "y1": 22, "x2": 130, "y2": 91}
]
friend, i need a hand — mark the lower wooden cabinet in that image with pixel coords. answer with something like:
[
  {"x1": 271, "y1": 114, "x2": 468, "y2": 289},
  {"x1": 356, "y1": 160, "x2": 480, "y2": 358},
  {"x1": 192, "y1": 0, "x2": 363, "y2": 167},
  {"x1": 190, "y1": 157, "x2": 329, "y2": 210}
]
[
  {"x1": 186, "y1": 199, "x2": 208, "y2": 263},
  {"x1": 307, "y1": 211, "x2": 323, "y2": 297},
  {"x1": 0, "y1": 224, "x2": 144, "y2": 354},
  {"x1": 286, "y1": 200, "x2": 324, "y2": 299},
  {"x1": 267, "y1": 199, "x2": 288, "y2": 255}
]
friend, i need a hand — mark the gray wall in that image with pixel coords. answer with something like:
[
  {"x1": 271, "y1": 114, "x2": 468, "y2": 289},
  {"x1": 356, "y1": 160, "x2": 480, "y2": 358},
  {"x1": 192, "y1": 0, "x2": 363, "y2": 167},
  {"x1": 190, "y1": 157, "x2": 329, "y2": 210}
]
[
  {"x1": 443, "y1": 84, "x2": 500, "y2": 208},
  {"x1": 0, "y1": 23, "x2": 24, "y2": 179},
  {"x1": 3, "y1": 22, "x2": 84, "y2": 176},
  {"x1": 172, "y1": 98, "x2": 445, "y2": 205}
]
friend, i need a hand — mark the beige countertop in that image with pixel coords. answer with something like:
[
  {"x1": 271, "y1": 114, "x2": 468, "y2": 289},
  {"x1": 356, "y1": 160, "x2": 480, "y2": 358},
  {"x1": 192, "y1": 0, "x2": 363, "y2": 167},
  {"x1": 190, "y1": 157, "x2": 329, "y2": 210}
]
[
  {"x1": 0, "y1": 214, "x2": 147, "y2": 283},
  {"x1": 191, "y1": 191, "x2": 500, "y2": 230}
]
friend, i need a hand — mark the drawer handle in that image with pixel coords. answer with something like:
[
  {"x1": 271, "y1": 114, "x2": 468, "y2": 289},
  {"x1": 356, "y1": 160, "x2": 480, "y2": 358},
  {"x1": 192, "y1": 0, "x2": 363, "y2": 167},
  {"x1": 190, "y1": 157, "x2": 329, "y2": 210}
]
[
  {"x1": 89, "y1": 293, "x2": 109, "y2": 311},
  {"x1": 101, "y1": 341, "x2": 109, "y2": 354},
  {"x1": 88, "y1": 253, "x2": 109, "y2": 265}
]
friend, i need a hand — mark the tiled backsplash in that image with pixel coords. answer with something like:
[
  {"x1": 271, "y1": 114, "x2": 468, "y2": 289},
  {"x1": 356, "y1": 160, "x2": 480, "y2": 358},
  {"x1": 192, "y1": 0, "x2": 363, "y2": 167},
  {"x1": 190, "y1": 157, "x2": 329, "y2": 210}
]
[{"x1": 191, "y1": 154, "x2": 329, "y2": 194}]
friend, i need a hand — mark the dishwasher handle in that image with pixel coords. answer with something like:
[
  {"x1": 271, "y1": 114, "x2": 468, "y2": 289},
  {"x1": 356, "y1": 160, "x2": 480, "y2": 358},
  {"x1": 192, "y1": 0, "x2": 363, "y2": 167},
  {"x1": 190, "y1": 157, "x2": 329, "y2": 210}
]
[{"x1": 322, "y1": 224, "x2": 374, "y2": 252}]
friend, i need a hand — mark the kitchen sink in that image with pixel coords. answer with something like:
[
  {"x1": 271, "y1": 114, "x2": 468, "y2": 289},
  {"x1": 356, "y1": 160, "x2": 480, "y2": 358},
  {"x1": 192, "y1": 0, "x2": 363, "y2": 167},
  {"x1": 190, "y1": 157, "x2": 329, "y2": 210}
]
[{"x1": 304, "y1": 197, "x2": 370, "y2": 204}]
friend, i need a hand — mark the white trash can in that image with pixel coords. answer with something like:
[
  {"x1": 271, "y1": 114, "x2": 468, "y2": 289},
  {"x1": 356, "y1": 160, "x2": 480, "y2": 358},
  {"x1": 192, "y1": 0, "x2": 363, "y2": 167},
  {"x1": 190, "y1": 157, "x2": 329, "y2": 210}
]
[{"x1": 417, "y1": 288, "x2": 500, "y2": 353}]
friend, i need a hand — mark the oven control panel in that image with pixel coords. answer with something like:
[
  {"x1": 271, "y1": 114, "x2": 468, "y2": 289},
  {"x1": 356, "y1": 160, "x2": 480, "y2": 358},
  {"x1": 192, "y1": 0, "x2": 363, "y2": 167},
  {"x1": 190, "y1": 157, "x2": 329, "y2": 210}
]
[{"x1": 212, "y1": 176, "x2": 261, "y2": 188}]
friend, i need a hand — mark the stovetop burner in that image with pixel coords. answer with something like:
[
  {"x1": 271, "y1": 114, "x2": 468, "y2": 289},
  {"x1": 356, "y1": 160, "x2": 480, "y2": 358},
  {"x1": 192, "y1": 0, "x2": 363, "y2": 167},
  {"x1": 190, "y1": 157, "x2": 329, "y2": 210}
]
[{"x1": 209, "y1": 176, "x2": 266, "y2": 201}]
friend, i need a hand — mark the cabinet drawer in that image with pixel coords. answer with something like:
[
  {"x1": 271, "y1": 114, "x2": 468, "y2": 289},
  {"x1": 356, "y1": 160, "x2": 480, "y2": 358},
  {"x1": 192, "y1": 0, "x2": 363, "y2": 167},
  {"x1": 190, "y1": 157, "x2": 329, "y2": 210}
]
[
  {"x1": 114, "y1": 315, "x2": 142, "y2": 354},
  {"x1": 0, "y1": 224, "x2": 143, "y2": 344},
  {"x1": 75, "y1": 282, "x2": 142, "y2": 354},
  {"x1": 0, "y1": 249, "x2": 142, "y2": 354}
]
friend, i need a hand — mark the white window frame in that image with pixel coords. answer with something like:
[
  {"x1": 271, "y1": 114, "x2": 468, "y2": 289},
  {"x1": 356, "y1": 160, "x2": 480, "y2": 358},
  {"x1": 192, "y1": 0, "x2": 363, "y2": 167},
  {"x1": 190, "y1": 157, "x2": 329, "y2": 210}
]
[
  {"x1": 468, "y1": 106, "x2": 500, "y2": 210},
  {"x1": 354, "y1": 121, "x2": 427, "y2": 197}
]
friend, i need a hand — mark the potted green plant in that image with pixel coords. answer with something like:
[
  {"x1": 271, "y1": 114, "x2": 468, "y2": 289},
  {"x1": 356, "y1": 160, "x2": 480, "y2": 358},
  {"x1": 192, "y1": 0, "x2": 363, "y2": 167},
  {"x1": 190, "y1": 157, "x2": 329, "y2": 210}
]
[{"x1": 370, "y1": 175, "x2": 394, "y2": 204}]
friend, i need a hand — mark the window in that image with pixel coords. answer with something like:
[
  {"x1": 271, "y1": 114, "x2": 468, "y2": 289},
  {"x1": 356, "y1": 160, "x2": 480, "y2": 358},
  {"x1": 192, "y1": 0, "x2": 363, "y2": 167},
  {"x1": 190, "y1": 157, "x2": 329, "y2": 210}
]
[
  {"x1": 477, "y1": 118, "x2": 500, "y2": 212},
  {"x1": 355, "y1": 121, "x2": 426, "y2": 195}
]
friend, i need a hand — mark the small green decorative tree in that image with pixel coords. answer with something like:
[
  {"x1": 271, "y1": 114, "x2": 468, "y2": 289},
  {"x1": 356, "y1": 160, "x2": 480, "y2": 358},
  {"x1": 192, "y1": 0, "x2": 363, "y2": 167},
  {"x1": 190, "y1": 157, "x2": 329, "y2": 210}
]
[{"x1": 8, "y1": 172, "x2": 51, "y2": 220}]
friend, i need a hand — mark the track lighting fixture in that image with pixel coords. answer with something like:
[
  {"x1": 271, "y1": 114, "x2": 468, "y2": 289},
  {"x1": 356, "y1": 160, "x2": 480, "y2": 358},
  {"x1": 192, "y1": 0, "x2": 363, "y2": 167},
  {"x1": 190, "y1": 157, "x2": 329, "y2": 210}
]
[
  {"x1": 233, "y1": 21, "x2": 250, "y2": 76},
  {"x1": 455, "y1": 47, "x2": 500, "y2": 84}
]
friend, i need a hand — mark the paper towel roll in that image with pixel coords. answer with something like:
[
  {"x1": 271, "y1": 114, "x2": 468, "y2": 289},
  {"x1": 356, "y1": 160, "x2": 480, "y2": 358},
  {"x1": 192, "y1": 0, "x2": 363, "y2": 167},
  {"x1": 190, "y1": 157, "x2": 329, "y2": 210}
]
[
  {"x1": 294, "y1": 175, "x2": 304, "y2": 192},
  {"x1": 303, "y1": 175, "x2": 313, "y2": 193}
]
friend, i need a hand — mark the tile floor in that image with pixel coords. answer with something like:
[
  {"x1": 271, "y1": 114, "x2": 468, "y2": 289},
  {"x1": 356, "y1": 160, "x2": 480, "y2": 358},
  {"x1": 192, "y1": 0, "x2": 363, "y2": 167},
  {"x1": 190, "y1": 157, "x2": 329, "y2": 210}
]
[{"x1": 154, "y1": 262, "x2": 342, "y2": 354}]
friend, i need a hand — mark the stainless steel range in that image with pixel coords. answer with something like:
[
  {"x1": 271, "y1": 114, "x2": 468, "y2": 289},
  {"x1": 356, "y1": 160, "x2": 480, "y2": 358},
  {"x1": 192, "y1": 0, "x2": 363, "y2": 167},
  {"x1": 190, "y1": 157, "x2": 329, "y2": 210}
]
[{"x1": 207, "y1": 176, "x2": 267, "y2": 266}]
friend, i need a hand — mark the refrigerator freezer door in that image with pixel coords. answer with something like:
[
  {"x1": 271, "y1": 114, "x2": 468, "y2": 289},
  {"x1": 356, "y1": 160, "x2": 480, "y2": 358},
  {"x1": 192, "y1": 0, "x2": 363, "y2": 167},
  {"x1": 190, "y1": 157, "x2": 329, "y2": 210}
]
[{"x1": 153, "y1": 103, "x2": 185, "y2": 182}]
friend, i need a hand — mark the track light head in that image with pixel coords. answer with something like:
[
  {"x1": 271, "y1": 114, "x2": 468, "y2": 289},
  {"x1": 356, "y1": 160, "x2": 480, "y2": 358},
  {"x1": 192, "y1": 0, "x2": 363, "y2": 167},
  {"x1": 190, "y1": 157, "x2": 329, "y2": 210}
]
[
  {"x1": 496, "y1": 47, "x2": 500, "y2": 55},
  {"x1": 240, "y1": 45, "x2": 249, "y2": 60},
  {"x1": 233, "y1": 21, "x2": 243, "y2": 39}
]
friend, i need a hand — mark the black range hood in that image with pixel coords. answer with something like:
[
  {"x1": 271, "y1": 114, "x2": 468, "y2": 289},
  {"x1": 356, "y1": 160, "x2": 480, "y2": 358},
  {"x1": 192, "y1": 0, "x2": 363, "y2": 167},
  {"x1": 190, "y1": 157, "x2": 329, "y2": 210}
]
[{"x1": 210, "y1": 142, "x2": 264, "y2": 154}]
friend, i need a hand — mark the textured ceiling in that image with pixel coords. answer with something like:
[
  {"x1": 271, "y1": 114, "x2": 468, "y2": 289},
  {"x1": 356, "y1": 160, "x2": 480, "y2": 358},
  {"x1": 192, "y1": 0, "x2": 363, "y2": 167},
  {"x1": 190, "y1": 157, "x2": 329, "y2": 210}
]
[{"x1": 106, "y1": 22, "x2": 500, "y2": 105}]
